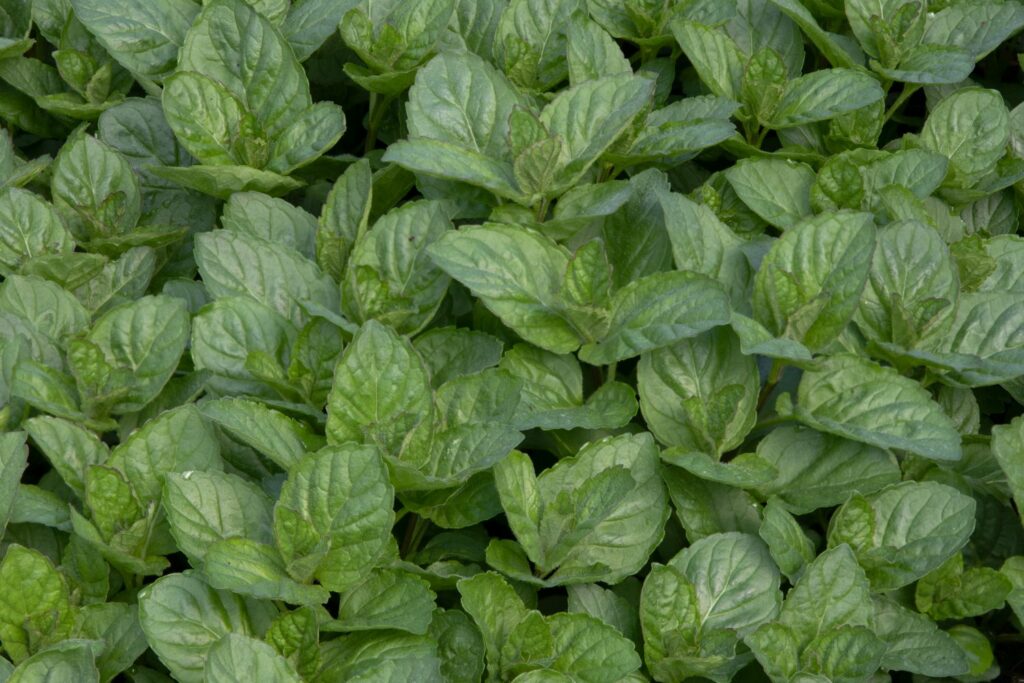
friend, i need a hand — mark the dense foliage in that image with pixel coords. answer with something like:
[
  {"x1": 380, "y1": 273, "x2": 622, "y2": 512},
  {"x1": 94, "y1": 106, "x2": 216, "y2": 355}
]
[{"x1": 2, "y1": 0, "x2": 1024, "y2": 680}]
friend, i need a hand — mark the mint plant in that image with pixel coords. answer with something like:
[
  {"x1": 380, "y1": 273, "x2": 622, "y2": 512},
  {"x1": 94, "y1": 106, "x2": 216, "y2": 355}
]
[{"x1": 2, "y1": 0, "x2": 1024, "y2": 680}]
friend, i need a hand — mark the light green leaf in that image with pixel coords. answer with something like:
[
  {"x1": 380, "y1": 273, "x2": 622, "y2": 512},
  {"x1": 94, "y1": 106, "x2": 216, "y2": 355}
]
[{"x1": 0, "y1": 545, "x2": 74, "y2": 663}]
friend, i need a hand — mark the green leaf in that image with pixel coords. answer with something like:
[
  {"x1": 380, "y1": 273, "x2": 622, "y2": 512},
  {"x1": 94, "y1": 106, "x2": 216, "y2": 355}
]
[
  {"x1": 725, "y1": 158, "x2": 815, "y2": 230},
  {"x1": 753, "y1": 211, "x2": 876, "y2": 350},
  {"x1": 73, "y1": 602, "x2": 148, "y2": 682},
  {"x1": 407, "y1": 50, "x2": 524, "y2": 160},
  {"x1": 162, "y1": 71, "x2": 266, "y2": 167},
  {"x1": 759, "y1": 499, "x2": 815, "y2": 582},
  {"x1": 457, "y1": 572, "x2": 531, "y2": 677},
  {"x1": 856, "y1": 220, "x2": 958, "y2": 349},
  {"x1": 919, "y1": 88, "x2": 1010, "y2": 190},
  {"x1": 51, "y1": 133, "x2": 141, "y2": 240},
  {"x1": 992, "y1": 415, "x2": 1024, "y2": 528},
  {"x1": 429, "y1": 224, "x2": 582, "y2": 353},
  {"x1": 0, "y1": 274, "x2": 89, "y2": 341},
  {"x1": 342, "y1": 199, "x2": 452, "y2": 334},
  {"x1": 265, "y1": 606, "x2": 319, "y2": 679},
  {"x1": 828, "y1": 481, "x2": 976, "y2": 590},
  {"x1": 414, "y1": 327, "x2": 504, "y2": 388},
  {"x1": 539, "y1": 73, "x2": 654, "y2": 186},
  {"x1": 638, "y1": 327, "x2": 757, "y2": 456},
  {"x1": 671, "y1": 20, "x2": 745, "y2": 99},
  {"x1": 915, "y1": 553, "x2": 1012, "y2": 621},
  {"x1": 148, "y1": 164, "x2": 304, "y2": 199},
  {"x1": 769, "y1": 544, "x2": 873, "y2": 649},
  {"x1": 332, "y1": 568, "x2": 437, "y2": 634},
  {"x1": 106, "y1": 404, "x2": 222, "y2": 504},
  {"x1": 22, "y1": 418, "x2": 108, "y2": 500},
  {"x1": 204, "y1": 634, "x2": 301, "y2": 683},
  {"x1": 0, "y1": 188, "x2": 74, "y2": 275},
  {"x1": 7, "y1": 641, "x2": 99, "y2": 683},
  {"x1": 75, "y1": 294, "x2": 190, "y2": 413},
  {"x1": 0, "y1": 432, "x2": 27, "y2": 541},
  {"x1": 515, "y1": 432, "x2": 670, "y2": 584},
  {"x1": 566, "y1": 14, "x2": 631, "y2": 86},
  {"x1": 199, "y1": 398, "x2": 322, "y2": 471},
  {"x1": 500, "y1": 345, "x2": 637, "y2": 430},
  {"x1": 326, "y1": 320, "x2": 432, "y2": 452},
  {"x1": 753, "y1": 425, "x2": 900, "y2": 514},
  {"x1": 138, "y1": 572, "x2": 277, "y2": 683},
  {"x1": 495, "y1": 0, "x2": 580, "y2": 92},
  {"x1": 669, "y1": 532, "x2": 782, "y2": 634},
  {"x1": 162, "y1": 469, "x2": 274, "y2": 567},
  {"x1": 273, "y1": 444, "x2": 395, "y2": 591},
  {"x1": 204, "y1": 539, "x2": 330, "y2": 606},
  {"x1": 0, "y1": 545, "x2": 75, "y2": 663},
  {"x1": 766, "y1": 68, "x2": 883, "y2": 128},
  {"x1": 578, "y1": 271, "x2": 732, "y2": 364},
  {"x1": 71, "y1": 0, "x2": 199, "y2": 81},
  {"x1": 791, "y1": 354, "x2": 962, "y2": 460},
  {"x1": 178, "y1": 0, "x2": 311, "y2": 140},
  {"x1": 195, "y1": 230, "x2": 338, "y2": 328},
  {"x1": 429, "y1": 609, "x2": 486, "y2": 683},
  {"x1": 923, "y1": 1, "x2": 1024, "y2": 60}
]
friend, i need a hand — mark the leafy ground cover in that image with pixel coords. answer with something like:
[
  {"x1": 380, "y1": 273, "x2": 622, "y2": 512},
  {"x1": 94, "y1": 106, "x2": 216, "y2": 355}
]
[{"x1": 2, "y1": 0, "x2": 1024, "y2": 680}]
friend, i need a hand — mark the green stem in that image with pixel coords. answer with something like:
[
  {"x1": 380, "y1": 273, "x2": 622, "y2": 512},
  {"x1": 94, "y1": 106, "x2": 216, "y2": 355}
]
[
  {"x1": 753, "y1": 414, "x2": 796, "y2": 432},
  {"x1": 401, "y1": 515, "x2": 430, "y2": 557},
  {"x1": 884, "y1": 84, "x2": 920, "y2": 123},
  {"x1": 534, "y1": 197, "x2": 550, "y2": 223},
  {"x1": 364, "y1": 92, "x2": 392, "y2": 154},
  {"x1": 606, "y1": 361, "x2": 618, "y2": 383},
  {"x1": 756, "y1": 360, "x2": 785, "y2": 412}
]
